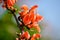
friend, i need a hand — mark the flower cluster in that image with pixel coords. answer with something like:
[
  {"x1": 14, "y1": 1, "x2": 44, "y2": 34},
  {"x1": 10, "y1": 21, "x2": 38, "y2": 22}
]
[
  {"x1": 16, "y1": 5, "x2": 43, "y2": 40},
  {"x1": 0, "y1": 0, "x2": 17, "y2": 9},
  {"x1": 19, "y1": 5, "x2": 43, "y2": 32},
  {"x1": 16, "y1": 31, "x2": 30, "y2": 40},
  {"x1": 16, "y1": 31, "x2": 41, "y2": 40}
]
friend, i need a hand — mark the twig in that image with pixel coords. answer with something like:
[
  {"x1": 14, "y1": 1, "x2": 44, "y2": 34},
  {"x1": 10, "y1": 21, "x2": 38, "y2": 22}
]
[{"x1": 6, "y1": 5, "x2": 23, "y2": 33}]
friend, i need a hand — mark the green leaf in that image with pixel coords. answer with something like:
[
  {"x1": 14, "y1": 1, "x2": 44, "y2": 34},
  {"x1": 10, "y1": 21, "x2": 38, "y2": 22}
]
[
  {"x1": 24, "y1": 27, "x2": 39, "y2": 36},
  {"x1": 13, "y1": 4, "x2": 21, "y2": 13}
]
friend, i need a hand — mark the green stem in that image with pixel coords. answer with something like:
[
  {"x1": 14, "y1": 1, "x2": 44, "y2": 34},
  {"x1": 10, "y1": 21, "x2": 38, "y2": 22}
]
[{"x1": 6, "y1": 6, "x2": 23, "y2": 33}]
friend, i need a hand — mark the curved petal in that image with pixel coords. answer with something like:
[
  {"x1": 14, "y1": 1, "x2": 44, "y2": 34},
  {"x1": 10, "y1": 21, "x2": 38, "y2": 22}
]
[
  {"x1": 23, "y1": 14, "x2": 31, "y2": 25},
  {"x1": 21, "y1": 31, "x2": 30, "y2": 39},
  {"x1": 36, "y1": 14, "x2": 43, "y2": 22},
  {"x1": 30, "y1": 37, "x2": 35, "y2": 40},
  {"x1": 21, "y1": 5, "x2": 28, "y2": 11},
  {"x1": 19, "y1": 11, "x2": 27, "y2": 18},
  {"x1": 33, "y1": 34, "x2": 41, "y2": 38},
  {"x1": 31, "y1": 15, "x2": 36, "y2": 23},
  {"x1": 31, "y1": 34, "x2": 41, "y2": 40},
  {"x1": 29, "y1": 11, "x2": 34, "y2": 21},
  {"x1": 12, "y1": 0, "x2": 16, "y2": 4},
  {"x1": 7, "y1": 0, "x2": 14, "y2": 7},
  {"x1": 30, "y1": 5, "x2": 38, "y2": 12}
]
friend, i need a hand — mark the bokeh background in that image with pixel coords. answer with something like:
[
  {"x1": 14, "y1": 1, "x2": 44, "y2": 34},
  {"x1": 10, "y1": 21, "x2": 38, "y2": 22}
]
[{"x1": 0, "y1": 0, "x2": 60, "y2": 40}]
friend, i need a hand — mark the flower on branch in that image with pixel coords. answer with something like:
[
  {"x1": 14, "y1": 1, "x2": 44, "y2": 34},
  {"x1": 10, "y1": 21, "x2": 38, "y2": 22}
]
[
  {"x1": 2, "y1": 0, "x2": 17, "y2": 9},
  {"x1": 19, "y1": 5, "x2": 43, "y2": 32},
  {"x1": 7, "y1": 0, "x2": 17, "y2": 8},
  {"x1": 20, "y1": 31, "x2": 30, "y2": 39},
  {"x1": 16, "y1": 31, "x2": 30, "y2": 40},
  {"x1": 16, "y1": 32, "x2": 41, "y2": 40}
]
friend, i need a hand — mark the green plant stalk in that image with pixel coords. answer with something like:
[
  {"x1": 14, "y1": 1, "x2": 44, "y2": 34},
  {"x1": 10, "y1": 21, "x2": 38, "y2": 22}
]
[{"x1": 6, "y1": 5, "x2": 23, "y2": 33}]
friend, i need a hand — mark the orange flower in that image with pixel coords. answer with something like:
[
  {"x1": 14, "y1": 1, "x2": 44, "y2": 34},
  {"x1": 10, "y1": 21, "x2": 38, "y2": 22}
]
[
  {"x1": 20, "y1": 5, "x2": 38, "y2": 19},
  {"x1": 21, "y1": 31, "x2": 30, "y2": 39},
  {"x1": 22, "y1": 11, "x2": 34, "y2": 25},
  {"x1": 7, "y1": 0, "x2": 16, "y2": 8},
  {"x1": 20, "y1": 5, "x2": 43, "y2": 25},
  {"x1": 19, "y1": 5, "x2": 43, "y2": 32},
  {"x1": 31, "y1": 34, "x2": 41, "y2": 40}
]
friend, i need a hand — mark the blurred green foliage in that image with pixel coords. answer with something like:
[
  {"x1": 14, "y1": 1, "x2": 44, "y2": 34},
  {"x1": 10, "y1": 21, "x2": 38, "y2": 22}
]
[{"x1": 0, "y1": 10, "x2": 20, "y2": 40}]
